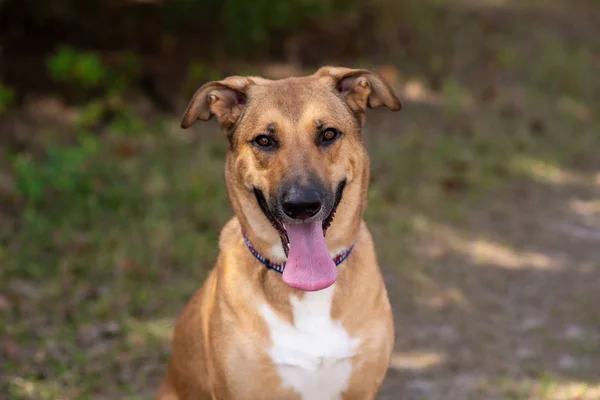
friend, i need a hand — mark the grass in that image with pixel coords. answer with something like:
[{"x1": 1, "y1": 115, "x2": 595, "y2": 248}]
[
  {"x1": 1, "y1": 1, "x2": 600, "y2": 399},
  {"x1": 1, "y1": 120, "x2": 232, "y2": 398}
]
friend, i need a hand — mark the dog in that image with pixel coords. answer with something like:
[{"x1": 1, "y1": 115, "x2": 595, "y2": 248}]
[{"x1": 157, "y1": 66, "x2": 402, "y2": 400}]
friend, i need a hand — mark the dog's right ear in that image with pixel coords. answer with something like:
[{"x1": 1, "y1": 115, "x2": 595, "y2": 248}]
[{"x1": 181, "y1": 76, "x2": 254, "y2": 130}]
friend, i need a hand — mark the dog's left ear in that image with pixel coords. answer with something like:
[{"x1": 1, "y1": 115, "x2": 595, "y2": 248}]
[
  {"x1": 316, "y1": 66, "x2": 402, "y2": 121},
  {"x1": 181, "y1": 76, "x2": 254, "y2": 130}
]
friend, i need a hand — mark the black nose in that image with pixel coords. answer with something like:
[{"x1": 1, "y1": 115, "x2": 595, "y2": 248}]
[{"x1": 281, "y1": 186, "x2": 322, "y2": 220}]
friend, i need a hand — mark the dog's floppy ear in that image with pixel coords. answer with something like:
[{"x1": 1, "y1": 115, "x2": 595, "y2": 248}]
[
  {"x1": 315, "y1": 66, "x2": 402, "y2": 120},
  {"x1": 181, "y1": 76, "x2": 254, "y2": 129}
]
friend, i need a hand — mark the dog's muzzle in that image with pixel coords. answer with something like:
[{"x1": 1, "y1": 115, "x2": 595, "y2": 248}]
[{"x1": 253, "y1": 179, "x2": 347, "y2": 255}]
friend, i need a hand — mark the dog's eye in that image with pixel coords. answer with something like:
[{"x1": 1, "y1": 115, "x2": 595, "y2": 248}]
[
  {"x1": 319, "y1": 128, "x2": 341, "y2": 145},
  {"x1": 253, "y1": 135, "x2": 274, "y2": 149}
]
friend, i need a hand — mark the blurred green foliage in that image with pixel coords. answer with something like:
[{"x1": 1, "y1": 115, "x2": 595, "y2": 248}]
[
  {"x1": 186, "y1": 62, "x2": 222, "y2": 85},
  {"x1": 163, "y1": 0, "x2": 355, "y2": 53},
  {"x1": 47, "y1": 46, "x2": 141, "y2": 95},
  {"x1": 218, "y1": 0, "x2": 353, "y2": 51},
  {"x1": 22, "y1": 0, "x2": 355, "y2": 59},
  {"x1": 12, "y1": 134, "x2": 100, "y2": 211},
  {"x1": 0, "y1": 82, "x2": 15, "y2": 114},
  {"x1": 47, "y1": 47, "x2": 107, "y2": 89},
  {"x1": 45, "y1": 46, "x2": 145, "y2": 138}
]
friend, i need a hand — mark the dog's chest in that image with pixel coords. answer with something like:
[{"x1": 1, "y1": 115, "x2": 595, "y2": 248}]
[{"x1": 260, "y1": 285, "x2": 360, "y2": 400}]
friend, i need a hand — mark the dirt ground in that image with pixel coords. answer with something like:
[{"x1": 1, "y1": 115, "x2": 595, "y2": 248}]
[
  {"x1": 371, "y1": 109, "x2": 600, "y2": 399},
  {"x1": 1, "y1": 1, "x2": 599, "y2": 399}
]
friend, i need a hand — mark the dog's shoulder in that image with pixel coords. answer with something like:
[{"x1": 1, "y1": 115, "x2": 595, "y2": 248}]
[{"x1": 218, "y1": 217, "x2": 242, "y2": 251}]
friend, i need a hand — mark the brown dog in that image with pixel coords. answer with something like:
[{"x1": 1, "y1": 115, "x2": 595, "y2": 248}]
[{"x1": 157, "y1": 66, "x2": 401, "y2": 400}]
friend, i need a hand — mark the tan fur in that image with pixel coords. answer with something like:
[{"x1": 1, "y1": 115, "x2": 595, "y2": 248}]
[{"x1": 157, "y1": 67, "x2": 401, "y2": 400}]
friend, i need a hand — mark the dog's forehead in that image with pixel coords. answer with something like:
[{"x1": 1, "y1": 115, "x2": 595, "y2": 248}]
[{"x1": 245, "y1": 76, "x2": 347, "y2": 123}]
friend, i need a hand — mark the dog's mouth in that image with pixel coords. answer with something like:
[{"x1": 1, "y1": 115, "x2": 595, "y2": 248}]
[
  {"x1": 253, "y1": 188, "x2": 289, "y2": 253},
  {"x1": 252, "y1": 180, "x2": 347, "y2": 292},
  {"x1": 253, "y1": 180, "x2": 346, "y2": 255}
]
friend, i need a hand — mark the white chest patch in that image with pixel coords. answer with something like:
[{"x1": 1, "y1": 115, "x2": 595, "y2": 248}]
[{"x1": 260, "y1": 285, "x2": 360, "y2": 400}]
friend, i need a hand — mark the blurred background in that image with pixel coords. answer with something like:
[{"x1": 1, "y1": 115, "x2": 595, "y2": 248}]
[{"x1": 0, "y1": 0, "x2": 599, "y2": 399}]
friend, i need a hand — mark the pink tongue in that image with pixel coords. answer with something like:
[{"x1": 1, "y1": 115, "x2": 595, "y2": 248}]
[{"x1": 282, "y1": 222, "x2": 338, "y2": 291}]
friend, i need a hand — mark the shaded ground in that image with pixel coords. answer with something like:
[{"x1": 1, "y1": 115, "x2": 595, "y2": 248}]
[
  {"x1": 371, "y1": 109, "x2": 600, "y2": 399},
  {"x1": 1, "y1": 0, "x2": 599, "y2": 399}
]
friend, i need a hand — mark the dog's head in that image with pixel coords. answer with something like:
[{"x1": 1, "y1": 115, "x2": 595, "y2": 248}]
[{"x1": 182, "y1": 67, "x2": 401, "y2": 291}]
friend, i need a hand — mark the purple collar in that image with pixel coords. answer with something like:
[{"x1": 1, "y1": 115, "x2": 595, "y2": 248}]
[{"x1": 242, "y1": 234, "x2": 354, "y2": 274}]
